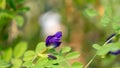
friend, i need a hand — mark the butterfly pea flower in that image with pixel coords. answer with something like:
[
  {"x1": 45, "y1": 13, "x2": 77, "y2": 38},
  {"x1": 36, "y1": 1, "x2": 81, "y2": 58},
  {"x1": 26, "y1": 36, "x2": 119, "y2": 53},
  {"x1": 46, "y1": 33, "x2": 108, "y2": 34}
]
[
  {"x1": 46, "y1": 31, "x2": 62, "y2": 48},
  {"x1": 106, "y1": 33, "x2": 120, "y2": 55},
  {"x1": 109, "y1": 50, "x2": 120, "y2": 55}
]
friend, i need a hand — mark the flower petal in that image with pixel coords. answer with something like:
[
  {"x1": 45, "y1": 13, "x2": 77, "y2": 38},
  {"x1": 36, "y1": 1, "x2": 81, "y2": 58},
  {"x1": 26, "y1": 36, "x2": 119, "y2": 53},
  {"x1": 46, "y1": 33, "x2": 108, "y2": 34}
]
[
  {"x1": 53, "y1": 42, "x2": 61, "y2": 48},
  {"x1": 46, "y1": 35, "x2": 54, "y2": 46},
  {"x1": 54, "y1": 31, "x2": 62, "y2": 38},
  {"x1": 45, "y1": 31, "x2": 62, "y2": 48},
  {"x1": 109, "y1": 50, "x2": 120, "y2": 55}
]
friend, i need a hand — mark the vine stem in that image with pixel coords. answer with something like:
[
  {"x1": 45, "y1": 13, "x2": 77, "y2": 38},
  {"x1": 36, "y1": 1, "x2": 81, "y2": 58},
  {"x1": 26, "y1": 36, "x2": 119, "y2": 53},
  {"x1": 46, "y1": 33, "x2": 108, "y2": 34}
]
[
  {"x1": 84, "y1": 54, "x2": 97, "y2": 68},
  {"x1": 84, "y1": 34, "x2": 116, "y2": 68}
]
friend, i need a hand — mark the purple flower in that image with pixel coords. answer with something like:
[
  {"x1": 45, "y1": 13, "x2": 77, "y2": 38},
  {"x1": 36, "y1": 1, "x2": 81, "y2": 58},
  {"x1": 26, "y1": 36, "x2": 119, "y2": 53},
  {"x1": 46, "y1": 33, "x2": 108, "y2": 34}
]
[
  {"x1": 46, "y1": 31, "x2": 62, "y2": 48},
  {"x1": 106, "y1": 33, "x2": 120, "y2": 55},
  {"x1": 109, "y1": 50, "x2": 120, "y2": 55}
]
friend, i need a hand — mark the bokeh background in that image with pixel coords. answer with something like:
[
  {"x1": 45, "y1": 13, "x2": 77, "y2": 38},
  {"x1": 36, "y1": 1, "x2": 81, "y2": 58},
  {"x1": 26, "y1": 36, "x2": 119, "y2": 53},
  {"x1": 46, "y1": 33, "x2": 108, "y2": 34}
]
[{"x1": 1, "y1": 0, "x2": 120, "y2": 68}]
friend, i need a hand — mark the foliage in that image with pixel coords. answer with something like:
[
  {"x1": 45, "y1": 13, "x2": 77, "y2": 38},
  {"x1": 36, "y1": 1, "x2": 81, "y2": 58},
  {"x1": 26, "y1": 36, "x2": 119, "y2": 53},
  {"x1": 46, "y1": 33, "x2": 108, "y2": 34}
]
[
  {"x1": 1, "y1": 41, "x2": 28, "y2": 68},
  {"x1": 1, "y1": 0, "x2": 120, "y2": 68},
  {"x1": 0, "y1": 0, "x2": 29, "y2": 43},
  {"x1": 0, "y1": 42, "x2": 82, "y2": 68},
  {"x1": 83, "y1": 0, "x2": 120, "y2": 67}
]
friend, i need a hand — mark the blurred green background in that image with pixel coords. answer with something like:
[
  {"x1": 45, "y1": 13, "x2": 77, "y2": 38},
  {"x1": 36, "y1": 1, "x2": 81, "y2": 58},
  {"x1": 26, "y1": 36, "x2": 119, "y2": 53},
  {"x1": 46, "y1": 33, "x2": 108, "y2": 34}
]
[{"x1": 0, "y1": 0, "x2": 120, "y2": 68}]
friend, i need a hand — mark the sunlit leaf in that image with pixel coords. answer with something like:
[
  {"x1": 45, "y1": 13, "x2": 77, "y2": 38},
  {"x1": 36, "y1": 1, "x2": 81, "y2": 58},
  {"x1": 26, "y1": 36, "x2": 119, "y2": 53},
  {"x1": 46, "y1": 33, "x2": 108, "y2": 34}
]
[
  {"x1": 13, "y1": 41, "x2": 28, "y2": 58},
  {"x1": 11, "y1": 59, "x2": 22, "y2": 68},
  {"x1": 53, "y1": 56, "x2": 65, "y2": 63},
  {"x1": 37, "y1": 57, "x2": 48, "y2": 65},
  {"x1": 112, "y1": 23, "x2": 120, "y2": 32},
  {"x1": 66, "y1": 52, "x2": 80, "y2": 60},
  {"x1": 22, "y1": 61, "x2": 33, "y2": 68},
  {"x1": 35, "y1": 42, "x2": 46, "y2": 54},
  {"x1": 97, "y1": 45, "x2": 110, "y2": 56},
  {"x1": 44, "y1": 60, "x2": 61, "y2": 68},
  {"x1": 33, "y1": 57, "x2": 48, "y2": 68},
  {"x1": 96, "y1": 42, "x2": 120, "y2": 55},
  {"x1": 84, "y1": 8, "x2": 98, "y2": 17},
  {"x1": 61, "y1": 46, "x2": 71, "y2": 53},
  {"x1": 23, "y1": 50, "x2": 35, "y2": 61},
  {"x1": 72, "y1": 62, "x2": 83, "y2": 68},
  {"x1": 0, "y1": 60, "x2": 10, "y2": 68},
  {"x1": 0, "y1": 0, "x2": 6, "y2": 9},
  {"x1": 14, "y1": 15, "x2": 24, "y2": 27},
  {"x1": 92, "y1": 44, "x2": 101, "y2": 50},
  {"x1": 3, "y1": 47, "x2": 12, "y2": 62},
  {"x1": 101, "y1": 16, "x2": 110, "y2": 26},
  {"x1": 0, "y1": 10, "x2": 14, "y2": 18}
]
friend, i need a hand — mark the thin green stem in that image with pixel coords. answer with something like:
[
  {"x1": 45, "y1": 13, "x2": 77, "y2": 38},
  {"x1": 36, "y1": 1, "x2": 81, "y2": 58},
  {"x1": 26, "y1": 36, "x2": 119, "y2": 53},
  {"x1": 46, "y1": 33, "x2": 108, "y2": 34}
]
[{"x1": 84, "y1": 54, "x2": 97, "y2": 68}]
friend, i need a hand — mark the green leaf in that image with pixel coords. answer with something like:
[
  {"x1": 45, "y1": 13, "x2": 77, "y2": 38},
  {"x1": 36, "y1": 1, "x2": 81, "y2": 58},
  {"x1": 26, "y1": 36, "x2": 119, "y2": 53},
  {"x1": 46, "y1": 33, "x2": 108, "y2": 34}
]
[
  {"x1": 112, "y1": 23, "x2": 120, "y2": 32},
  {"x1": 109, "y1": 42, "x2": 120, "y2": 52},
  {"x1": 66, "y1": 52, "x2": 80, "y2": 60},
  {"x1": 0, "y1": 0, "x2": 6, "y2": 9},
  {"x1": 8, "y1": 0, "x2": 16, "y2": 10},
  {"x1": 97, "y1": 51, "x2": 108, "y2": 57},
  {"x1": 84, "y1": 8, "x2": 97, "y2": 17},
  {"x1": 11, "y1": 59, "x2": 22, "y2": 68},
  {"x1": 0, "y1": 10, "x2": 14, "y2": 18},
  {"x1": 33, "y1": 57, "x2": 48, "y2": 68},
  {"x1": 92, "y1": 44, "x2": 101, "y2": 50},
  {"x1": 13, "y1": 41, "x2": 28, "y2": 58},
  {"x1": 37, "y1": 57, "x2": 48, "y2": 65},
  {"x1": 47, "y1": 48, "x2": 56, "y2": 53},
  {"x1": 17, "y1": 7, "x2": 30, "y2": 13},
  {"x1": 96, "y1": 43, "x2": 120, "y2": 56},
  {"x1": 72, "y1": 62, "x2": 83, "y2": 68},
  {"x1": 22, "y1": 61, "x2": 33, "y2": 67},
  {"x1": 3, "y1": 47, "x2": 12, "y2": 62},
  {"x1": 23, "y1": 50, "x2": 35, "y2": 61},
  {"x1": 100, "y1": 6, "x2": 112, "y2": 27},
  {"x1": 61, "y1": 46, "x2": 71, "y2": 53},
  {"x1": 44, "y1": 60, "x2": 60, "y2": 68},
  {"x1": 14, "y1": 15, "x2": 24, "y2": 27},
  {"x1": 101, "y1": 16, "x2": 110, "y2": 26},
  {"x1": 97, "y1": 45, "x2": 111, "y2": 56},
  {"x1": 51, "y1": 56, "x2": 65, "y2": 63},
  {"x1": 0, "y1": 60, "x2": 10, "y2": 68},
  {"x1": 35, "y1": 42, "x2": 46, "y2": 54},
  {"x1": 59, "y1": 61, "x2": 70, "y2": 68}
]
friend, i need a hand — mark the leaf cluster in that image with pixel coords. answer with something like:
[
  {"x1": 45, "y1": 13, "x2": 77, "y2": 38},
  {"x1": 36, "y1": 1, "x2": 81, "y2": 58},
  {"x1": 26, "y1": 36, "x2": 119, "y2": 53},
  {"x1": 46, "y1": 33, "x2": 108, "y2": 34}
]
[{"x1": 0, "y1": 42, "x2": 82, "y2": 68}]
